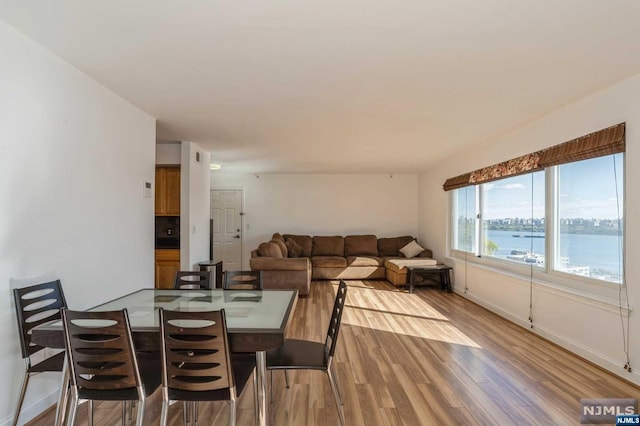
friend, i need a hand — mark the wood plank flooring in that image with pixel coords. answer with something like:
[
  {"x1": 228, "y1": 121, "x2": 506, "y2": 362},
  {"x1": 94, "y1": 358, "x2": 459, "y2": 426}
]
[{"x1": 28, "y1": 280, "x2": 639, "y2": 425}]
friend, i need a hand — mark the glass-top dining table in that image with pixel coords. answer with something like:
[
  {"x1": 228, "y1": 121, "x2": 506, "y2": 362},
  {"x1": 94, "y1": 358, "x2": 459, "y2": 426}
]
[{"x1": 31, "y1": 288, "x2": 299, "y2": 426}]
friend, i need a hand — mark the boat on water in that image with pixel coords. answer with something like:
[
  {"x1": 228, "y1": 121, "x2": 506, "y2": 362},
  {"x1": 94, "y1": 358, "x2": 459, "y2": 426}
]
[
  {"x1": 512, "y1": 234, "x2": 545, "y2": 238},
  {"x1": 507, "y1": 250, "x2": 545, "y2": 265}
]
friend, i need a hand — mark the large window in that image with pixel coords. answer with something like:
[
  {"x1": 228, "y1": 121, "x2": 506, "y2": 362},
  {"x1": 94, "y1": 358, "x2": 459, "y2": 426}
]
[
  {"x1": 555, "y1": 154, "x2": 624, "y2": 283},
  {"x1": 452, "y1": 186, "x2": 477, "y2": 253},
  {"x1": 481, "y1": 172, "x2": 546, "y2": 264},
  {"x1": 450, "y1": 154, "x2": 624, "y2": 285}
]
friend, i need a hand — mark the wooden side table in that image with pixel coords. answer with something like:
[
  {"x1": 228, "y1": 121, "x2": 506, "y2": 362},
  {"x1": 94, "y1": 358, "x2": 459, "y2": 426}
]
[{"x1": 405, "y1": 265, "x2": 453, "y2": 293}]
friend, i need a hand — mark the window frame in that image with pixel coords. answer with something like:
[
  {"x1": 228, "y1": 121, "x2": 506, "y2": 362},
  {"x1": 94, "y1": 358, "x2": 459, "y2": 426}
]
[{"x1": 448, "y1": 154, "x2": 625, "y2": 299}]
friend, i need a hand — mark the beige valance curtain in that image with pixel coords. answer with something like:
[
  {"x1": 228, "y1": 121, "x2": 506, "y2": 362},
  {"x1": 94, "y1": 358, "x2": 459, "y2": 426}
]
[{"x1": 442, "y1": 123, "x2": 625, "y2": 191}]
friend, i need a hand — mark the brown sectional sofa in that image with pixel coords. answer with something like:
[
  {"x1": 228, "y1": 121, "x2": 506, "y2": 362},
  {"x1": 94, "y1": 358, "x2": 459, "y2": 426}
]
[{"x1": 250, "y1": 233, "x2": 434, "y2": 296}]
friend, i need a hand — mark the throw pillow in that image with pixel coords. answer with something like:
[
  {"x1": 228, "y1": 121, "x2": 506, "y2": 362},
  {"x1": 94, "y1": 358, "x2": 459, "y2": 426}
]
[
  {"x1": 258, "y1": 242, "x2": 283, "y2": 258},
  {"x1": 285, "y1": 238, "x2": 303, "y2": 258},
  {"x1": 257, "y1": 242, "x2": 270, "y2": 257},
  {"x1": 399, "y1": 240, "x2": 425, "y2": 259}
]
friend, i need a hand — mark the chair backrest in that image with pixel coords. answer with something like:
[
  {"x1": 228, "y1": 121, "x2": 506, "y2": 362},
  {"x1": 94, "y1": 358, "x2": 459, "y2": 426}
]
[
  {"x1": 174, "y1": 271, "x2": 212, "y2": 290},
  {"x1": 62, "y1": 309, "x2": 142, "y2": 394},
  {"x1": 13, "y1": 280, "x2": 67, "y2": 359},
  {"x1": 159, "y1": 309, "x2": 234, "y2": 392},
  {"x1": 223, "y1": 270, "x2": 263, "y2": 290},
  {"x1": 199, "y1": 261, "x2": 223, "y2": 289},
  {"x1": 212, "y1": 261, "x2": 223, "y2": 289},
  {"x1": 325, "y1": 280, "x2": 348, "y2": 358}
]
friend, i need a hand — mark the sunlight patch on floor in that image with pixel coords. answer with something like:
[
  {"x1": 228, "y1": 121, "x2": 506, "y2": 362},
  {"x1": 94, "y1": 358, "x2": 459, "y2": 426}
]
[{"x1": 341, "y1": 284, "x2": 481, "y2": 348}]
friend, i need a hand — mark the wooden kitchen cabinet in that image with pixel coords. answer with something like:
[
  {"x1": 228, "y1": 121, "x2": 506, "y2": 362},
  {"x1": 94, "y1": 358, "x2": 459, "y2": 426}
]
[
  {"x1": 155, "y1": 167, "x2": 180, "y2": 216},
  {"x1": 155, "y1": 249, "x2": 180, "y2": 288}
]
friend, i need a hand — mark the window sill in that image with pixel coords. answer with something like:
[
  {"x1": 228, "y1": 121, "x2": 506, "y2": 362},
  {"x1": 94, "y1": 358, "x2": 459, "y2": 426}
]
[{"x1": 446, "y1": 251, "x2": 630, "y2": 314}]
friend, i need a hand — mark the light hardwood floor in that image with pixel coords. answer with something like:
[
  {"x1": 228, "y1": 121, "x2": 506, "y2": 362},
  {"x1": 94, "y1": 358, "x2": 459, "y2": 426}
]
[{"x1": 28, "y1": 280, "x2": 639, "y2": 425}]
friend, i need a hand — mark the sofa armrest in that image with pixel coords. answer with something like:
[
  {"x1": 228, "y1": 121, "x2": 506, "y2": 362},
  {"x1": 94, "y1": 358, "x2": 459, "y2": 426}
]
[{"x1": 250, "y1": 257, "x2": 310, "y2": 271}]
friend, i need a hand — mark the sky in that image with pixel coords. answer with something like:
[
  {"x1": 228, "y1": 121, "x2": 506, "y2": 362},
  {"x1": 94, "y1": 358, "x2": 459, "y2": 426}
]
[{"x1": 457, "y1": 154, "x2": 624, "y2": 220}]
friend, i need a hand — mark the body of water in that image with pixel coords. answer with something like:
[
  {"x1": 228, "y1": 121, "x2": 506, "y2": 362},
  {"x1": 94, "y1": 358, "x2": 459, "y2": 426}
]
[{"x1": 486, "y1": 230, "x2": 623, "y2": 277}]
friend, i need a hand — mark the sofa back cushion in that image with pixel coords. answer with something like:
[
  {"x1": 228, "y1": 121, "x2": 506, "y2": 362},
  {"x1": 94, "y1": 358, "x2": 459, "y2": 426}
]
[
  {"x1": 285, "y1": 238, "x2": 303, "y2": 258},
  {"x1": 283, "y1": 234, "x2": 313, "y2": 257},
  {"x1": 344, "y1": 235, "x2": 378, "y2": 256},
  {"x1": 312, "y1": 236, "x2": 345, "y2": 257},
  {"x1": 377, "y1": 236, "x2": 414, "y2": 257}
]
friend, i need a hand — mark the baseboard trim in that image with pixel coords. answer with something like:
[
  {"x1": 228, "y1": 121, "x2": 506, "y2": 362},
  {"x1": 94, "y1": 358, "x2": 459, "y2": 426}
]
[
  {"x1": 1, "y1": 388, "x2": 58, "y2": 426},
  {"x1": 454, "y1": 288, "x2": 640, "y2": 388}
]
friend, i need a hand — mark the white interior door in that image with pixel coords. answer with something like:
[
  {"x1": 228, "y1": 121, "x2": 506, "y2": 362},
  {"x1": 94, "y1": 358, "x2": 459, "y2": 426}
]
[{"x1": 211, "y1": 189, "x2": 243, "y2": 270}]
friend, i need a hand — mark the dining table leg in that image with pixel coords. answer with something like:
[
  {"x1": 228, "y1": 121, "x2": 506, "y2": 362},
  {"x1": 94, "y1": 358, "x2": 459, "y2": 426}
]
[
  {"x1": 55, "y1": 355, "x2": 69, "y2": 426},
  {"x1": 255, "y1": 350, "x2": 267, "y2": 426}
]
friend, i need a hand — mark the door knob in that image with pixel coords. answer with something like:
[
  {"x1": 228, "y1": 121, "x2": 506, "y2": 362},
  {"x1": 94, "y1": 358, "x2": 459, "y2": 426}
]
[{"x1": 233, "y1": 235, "x2": 241, "y2": 239}]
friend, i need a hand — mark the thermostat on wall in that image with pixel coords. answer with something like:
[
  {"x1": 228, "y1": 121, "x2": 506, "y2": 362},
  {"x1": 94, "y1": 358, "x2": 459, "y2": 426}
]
[{"x1": 143, "y1": 181, "x2": 152, "y2": 198}]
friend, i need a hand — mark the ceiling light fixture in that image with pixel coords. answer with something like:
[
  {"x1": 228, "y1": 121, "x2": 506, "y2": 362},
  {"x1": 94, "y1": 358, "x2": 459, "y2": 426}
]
[{"x1": 209, "y1": 163, "x2": 222, "y2": 170}]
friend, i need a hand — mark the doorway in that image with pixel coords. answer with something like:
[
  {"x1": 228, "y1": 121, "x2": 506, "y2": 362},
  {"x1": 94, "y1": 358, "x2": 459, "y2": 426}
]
[{"x1": 211, "y1": 189, "x2": 243, "y2": 270}]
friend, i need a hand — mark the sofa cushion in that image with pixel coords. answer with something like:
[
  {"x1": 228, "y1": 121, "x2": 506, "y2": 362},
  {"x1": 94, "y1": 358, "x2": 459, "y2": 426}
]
[
  {"x1": 285, "y1": 238, "x2": 303, "y2": 258},
  {"x1": 311, "y1": 256, "x2": 348, "y2": 268},
  {"x1": 399, "y1": 240, "x2": 425, "y2": 259},
  {"x1": 346, "y1": 256, "x2": 384, "y2": 267},
  {"x1": 270, "y1": 238, "x2": 288, "y2": 258},
  {"x1": 258, "y1": 241, "x2": 283, "y2": 258},
  {"x1": 283, "y1": 234, "x2": 313, "y2": 257},
  {"x1": 312, "y1": 236, "x2": 345, "y2": 257},
  {"x1": 250, "y1": 257, "x2": 309, "y2": 271},
  {"x1": 385, "y1": 258, "x2": 438, "y2": 273},
  {"x1": 377, "y1": 236, "x2": 414, "y2": 257},
  {"x1": 344, "y1": 235, "x2": 378, "y2": 257},
  {"x1": 417, "y1": 248, "x2": 433, "y2": 258}
]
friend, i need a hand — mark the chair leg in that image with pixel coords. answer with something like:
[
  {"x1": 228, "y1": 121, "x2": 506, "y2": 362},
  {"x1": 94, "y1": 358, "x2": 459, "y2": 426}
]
[
  {"x1": 12, "y1": 370, "x2": 30, "y2": 426},
  {"x1": 192, "y1": 401, "x2": 198, "y2": 425},
  {"x1": 327, "y1": 369, "x2": 346, "y2": 426},
  {"x1": 330, "y1": 362, "x2": 343, "y2": 404},
  {"x1": 269, "y1": 370, "x2": 273, "y2": 404},
  {"x1": 87, "y1": 400, "x2": 93, "y2": 426},
  {"x1": 135, "y1": 398, "x2": 145, "y2": 426},
  {"x1": 121, "y1": 401, "x2": 127, "y2": 425},
  {"x1": 229, "y1": 393, "x2": 237, "y2": 426},
  {"x1": 284, "y1": 369, "x2": 290, "y2": 388},
  {"x1": 67, "y1": 392, "x2": 79, "y2": 426},
  {"x1": 183, "y1": 401, "x2": 189, "y2": 425},
  {"x1": 56, "y1": 368, "x2": 70, "y2": 426},
  {"x1": 160, "y1": 399, "x2": 169, "y2": 426}
]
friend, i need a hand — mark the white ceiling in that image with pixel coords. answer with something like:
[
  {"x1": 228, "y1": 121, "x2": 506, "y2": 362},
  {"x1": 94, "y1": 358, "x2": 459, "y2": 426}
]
[{"x1": 2, "y1": 1, "x2": 640, "y2": 173}]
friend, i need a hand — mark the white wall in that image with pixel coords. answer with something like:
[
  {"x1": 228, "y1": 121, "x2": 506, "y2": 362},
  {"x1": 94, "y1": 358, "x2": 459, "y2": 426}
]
[
  {"x1": 180, "y1": 142, "x2": 211, "y2": 269},
  {"x1": 156, "y1": 141, "x2": 181, "y2": 165},
  {"x1": 211, "y1": 173, "x2": 420, "y2": 269},
  {"x1": 418, "y1": 72, "x2": 640, "y2": 385},
  {"x1": 0, "y1": 21, "x2": 156, "y2": 423}
]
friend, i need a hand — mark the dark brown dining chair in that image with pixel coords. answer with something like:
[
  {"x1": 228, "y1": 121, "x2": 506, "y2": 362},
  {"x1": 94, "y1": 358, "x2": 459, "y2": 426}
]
[
  {"x1": 12, "y1": 280, "x2": 68, "y2": 426},
  {"x1": 174, "y1": 271, "x2": 212, "y2": 290},
  {"x1": 159, "y1": 308, "x2": 256, "y2": 426},
  {"x1": 266, "y1": 280, "x2": 348, "y2": 426},
  {"x1": 222, "y1": 270, "x2": 263, "y2": 290},
  {"x1": 199, "y1": 260, "x2": 223, "y2": 288},
  {"x1": 61, "y1": 308, "x2": 161, "y2": 426}
]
